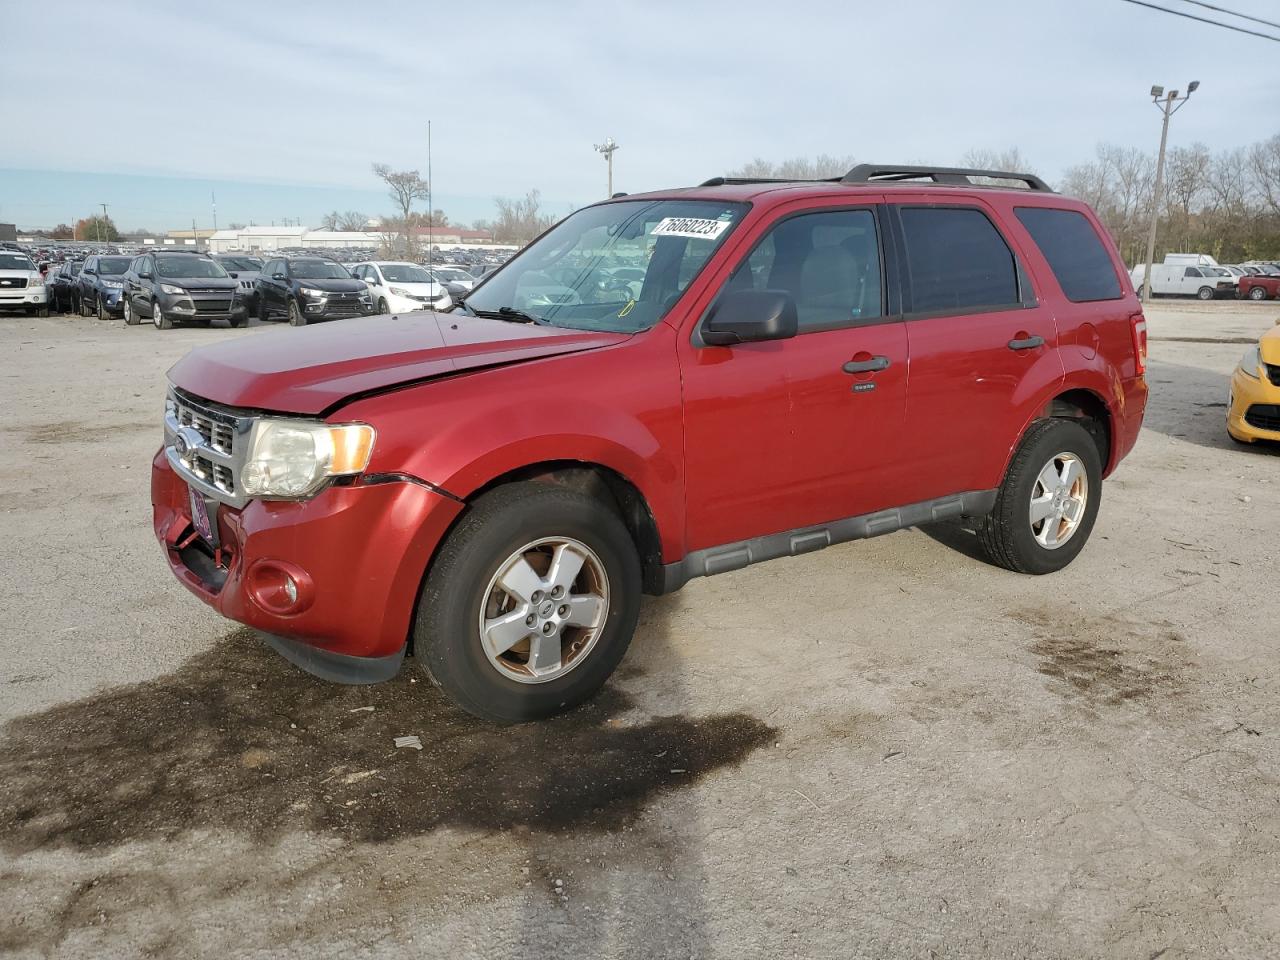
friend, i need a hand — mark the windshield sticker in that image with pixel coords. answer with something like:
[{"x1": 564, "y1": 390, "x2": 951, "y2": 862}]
[{"x1": 651, "y1": 217, "x2": 732, "y2": 241}]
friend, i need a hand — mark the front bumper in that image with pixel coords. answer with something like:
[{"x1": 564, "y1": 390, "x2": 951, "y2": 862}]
[
  {"x1": 96, "y1": 287, "x2": 125, "y2": 314},
  {"x1": 0, "y1": 285, "x2": 47, "y2": 308},
  {"x1": 1228, "y1": 366, "x2": 1280, "y2": 443},
  {"x1": 387, "y1": 293, "x2": 451, "y2": 313},
  {"x1": 151, "y1": 450, "x2": 464, "y2": 674},
  {"x1": 301, "y1": 295, "x2": 374, "y2": 320},
  {"x1": 159, "y1": 289, "x2": 247, "y2": 323}
]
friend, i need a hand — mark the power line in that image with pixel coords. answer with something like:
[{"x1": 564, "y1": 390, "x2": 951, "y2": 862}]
[
  {"x1": 1118, "y1": 0, "x2": 1280, "y2": 41},
  {"x1": 1179, "y1": 0, "x2": 1280, "y2": 32}
]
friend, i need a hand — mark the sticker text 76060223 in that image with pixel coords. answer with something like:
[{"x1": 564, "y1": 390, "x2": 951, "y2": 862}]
[{"x1": 650, "y1": 218, "x2": 731, "y2": 241}]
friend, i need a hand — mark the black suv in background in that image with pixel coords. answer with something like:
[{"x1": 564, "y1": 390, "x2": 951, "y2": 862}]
[
  {"x1": 212, "y1": 255, "x2": 264, "y2": 313},
  {"x1": 47, "y1": 262, "x2": 81, "y2": 313},
  {"x1": 76, "y1": 254, "x2": 134, "y2": 320},
  {"x1": 121, "y1": 251, "x2": 247, "y2": 329},
  {"x1": 256, "y1": 256, "x2": 372, "y2": 325}
]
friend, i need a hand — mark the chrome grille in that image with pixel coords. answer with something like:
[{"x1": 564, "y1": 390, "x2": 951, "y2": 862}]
[{"x1": 164, "y1": 389, "x2": 254, "y2": 508}]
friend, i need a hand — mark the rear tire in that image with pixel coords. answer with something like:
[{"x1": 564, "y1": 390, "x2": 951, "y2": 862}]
[
  {"x1": 288, "y1": 299, "x2": 306, "y2": 326},
  {"x1": 78, "y1": 294, "x2": 90, "y2": 317},
  {"x1": 257, "y1": 296, "x2": 270, "y2": 324},
  {"x1": 377, "y1": 297, "x2": 389, "y2": 315},
  {"x1": 123, "y1": 297, "x2": 139, "y2": 325},
  {"x1": 414, "y1": 482, "x2": 642, "y2": 723},
  {"x1": 1248, "y1": 286, "x2": 1268, "y2": 301},
  {"x1": 977, "y1": 419, "x2": 1103, "y2": 575},
  {"x1": 1197, "y1": 286, "x2": 1214, "y2": 301},
  {"x1": 96, "y1": 298, "x2": 108, "y2": 321}
]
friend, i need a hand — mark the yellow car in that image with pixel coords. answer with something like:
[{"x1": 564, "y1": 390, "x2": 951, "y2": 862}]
[{"x1": 1227, "y1": 322, "x2": 1280, "y2": 444}]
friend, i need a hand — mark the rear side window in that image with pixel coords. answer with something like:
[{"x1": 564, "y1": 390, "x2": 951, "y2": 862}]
[
  {"x1": 898, "y1": 207, "x2": 1019, "y2": 313},
  {"x1": 1015, "y1": 207, "x2": 1122, "y2": 302}
]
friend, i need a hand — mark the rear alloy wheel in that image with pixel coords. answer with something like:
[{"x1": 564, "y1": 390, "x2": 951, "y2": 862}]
[
  {"x1": 123, "y1": 297, "x2": 139, "y2": 325},
  {"x1": 153, "y1": 300, "x2": 173, "y2": 330},
  {"x1": 1248, "y1": 286, "x2": 1268, "y2": 301},
  {"x1": 977, "y1": 418, "x2": 1102, "y2": 575},
  {"x1": 288, "y1": 299, "x2": 306, "y2": 326},
  {"x1": 415, "y1": 482, "x2": 641, "y2": 722},
  {"x1": 377, "y1": 297, "x2": 388, "y2": 315},
  {"x1": 78, "y1": 294, "x2": 90, "y2": 317},
  {"x1": 96, "y1": 297, "x2": 109, "y2": 321},
  {"x1": 1197, "y1": 286, "x2": 1214, "y2": 301}
]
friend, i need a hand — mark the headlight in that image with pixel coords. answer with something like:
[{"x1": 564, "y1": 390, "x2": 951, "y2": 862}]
[
  {"x1": 240, "y1": 420, "x2": 375, "y2": 499},
  {"x1": 300, "y1": 287, "x2": 326, "y2": 298},
  {"x1": 1239, "y1": 345, "x2": 1262, "y2": 379},
  {"x1": 389, "y1": 287, "x2": 410, "y2": 297},
  {"x1": 160, "y1": 283, "x2": 185, "y2": 295},
  {"x1": 101, "y1": 279, "x2": 124, "y2": 290},
  {"x1": 30, "y1": 275, "x2": 46, "y2": 287}
]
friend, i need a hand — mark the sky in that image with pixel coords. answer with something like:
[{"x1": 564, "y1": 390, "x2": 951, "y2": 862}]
[{"x1": 2, "y1": 0, "x2": 1277, "y2": 232}]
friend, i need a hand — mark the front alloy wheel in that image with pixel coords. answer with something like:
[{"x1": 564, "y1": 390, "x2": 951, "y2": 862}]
[
  {"x1": 480, "y1": 538, "x2": 609, "y2": 683},
  {"x1": 415, "y1": 482, "x2": 641, "y2": 722}
]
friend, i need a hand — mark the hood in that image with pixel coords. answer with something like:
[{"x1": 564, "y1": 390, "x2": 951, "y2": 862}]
[
  {"x1": 1260, "y1": 324, "x2": 1280, "y2": 365},
  {"x1": 0, "y1": 269, "x2": 39, "y2": 279},
  {"x1": 294, "y1": 277, "x2": 364, "y2": 293},
  {"x1": 167, "y1": 311, "x2": 630, "y2": 414}
]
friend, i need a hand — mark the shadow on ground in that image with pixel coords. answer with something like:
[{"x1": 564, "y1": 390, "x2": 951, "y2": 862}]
[{"x1": 0, "y1": 627, "x2": 774, "y2": 855}]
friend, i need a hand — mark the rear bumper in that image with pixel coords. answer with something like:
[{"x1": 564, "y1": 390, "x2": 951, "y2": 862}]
[
  {"x1": 1108, "y1": 375, "x2": 1149, "y2": 474},
  {"x1": 152, "y1": 449, "x2": 464, "y2": 671}
]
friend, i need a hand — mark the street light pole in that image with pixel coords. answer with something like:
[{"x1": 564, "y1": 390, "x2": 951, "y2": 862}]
[
  {"x1": 594, "y1": 137, "x2": 619, "y2": 198},
  {"x1": 1140, "y1": 81, "x2": 1199, "y2": 304},
  {"x1": 98, "y1": 203, "x2": 108, "y2": 245}
]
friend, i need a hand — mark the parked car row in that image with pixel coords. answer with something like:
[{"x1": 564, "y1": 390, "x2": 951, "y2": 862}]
[{"x1": 1130, "y1": 254, "x2": 1280, "y2": 300}]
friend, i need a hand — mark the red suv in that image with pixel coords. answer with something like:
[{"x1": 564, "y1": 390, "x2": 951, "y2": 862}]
[{"x1": 152, "y1": 164, "x2": 1148, "y2": 722}]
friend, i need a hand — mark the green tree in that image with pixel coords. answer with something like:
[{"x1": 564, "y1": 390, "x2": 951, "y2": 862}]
[{"x1": 74, "y1": 215, "x2": 120, "y2": 242}]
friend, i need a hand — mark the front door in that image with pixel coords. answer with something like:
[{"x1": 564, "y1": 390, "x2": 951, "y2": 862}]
[{"x1": 678, "y1": 201, "x2": 910, "y2": 552}]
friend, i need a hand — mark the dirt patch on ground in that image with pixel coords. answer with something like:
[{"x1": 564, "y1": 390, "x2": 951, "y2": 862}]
[
  {"x1": 14, "y1": 419, "x2": 154, "y2": 444},
  {"x1": 0, "y1": 630, "x2": 774, "y2": 855},
  {"x1": 1013, "y1": 608, "x2": 1190, "y2": 707}
]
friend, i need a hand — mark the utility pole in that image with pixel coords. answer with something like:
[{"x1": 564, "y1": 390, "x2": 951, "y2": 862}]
[
  {"x1": 427, "y1": 119, "x2": 433, "y2": 267},
  {"x1": 211, "y1": 191, "x2": 218, "y2": 231},
  {"x1": 594, "y1": 137, "x2": 619, "y2": 199},
  {"x1": 192, "y1": 218, "x2": 198, "y2": 250},
  {"x1": 1140, "y1": 81, "x2": 1199, "y2": 304},
  {"x1": 98, "y1": 202, "x2": 108, "y2": 245}
]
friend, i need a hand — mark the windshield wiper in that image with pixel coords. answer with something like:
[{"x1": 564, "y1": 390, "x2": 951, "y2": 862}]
[{"x1": 469, "y1": 305, "x2": 547, "y2": 325}]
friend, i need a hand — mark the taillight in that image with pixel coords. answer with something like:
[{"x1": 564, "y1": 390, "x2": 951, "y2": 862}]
[{"x1": 1130, "y1": 312, "x2": 1148, "y2": 376}]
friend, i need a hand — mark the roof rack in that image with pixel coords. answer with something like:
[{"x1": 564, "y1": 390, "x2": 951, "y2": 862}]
[
  {"x1": 698, "y1": 176, "x2": 841, "y2": 187},
  {"x1": 842, "y1": 164, "x2": 1053, "y2": 192}
]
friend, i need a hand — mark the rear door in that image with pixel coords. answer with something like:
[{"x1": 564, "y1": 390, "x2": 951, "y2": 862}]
[{"x1": 887, "y1": 198, "x2": 1064, "y2": 503}]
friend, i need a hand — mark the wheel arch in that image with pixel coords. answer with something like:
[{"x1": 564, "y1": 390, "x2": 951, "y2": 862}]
[{"x1": 1004, "y1": 383, "x2": 1117, "y2": 483}]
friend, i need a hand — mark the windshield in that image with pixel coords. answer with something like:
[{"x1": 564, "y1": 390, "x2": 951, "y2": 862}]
[
  {"x1": 463, "y1": 199, "x2": 747, "y2": 332},
  {"x1": 98, "y1": 257, "x2": 132, "y2": 275},
  {"x1": 0, "y1": 254, "x2": 36, "y2": 271},
  {"x1": 432, "y1": 267, "x2": 471, "y2": 281},
  {"x1": 381, "y1": 263, "x2": 433, "y2": 283},
  {"x1": 1206, "y1": 267, "x2": 1230, "y2": 276},
  {"x1": 291, "y1": 260, "x2": 350, "y2": 279},
  {"x1": 156, "y1": 257, "x2": 228, "y2": 279},
  {"x1": 219, "y1": 257, "x2": 262, "y2": 271},
  {"x1": 1261, "y1": 265, "x2": 1280, "y2": 276}
]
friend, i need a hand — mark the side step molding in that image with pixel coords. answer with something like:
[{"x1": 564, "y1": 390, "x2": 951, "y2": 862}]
[{"x1": 659, "y1": 489, "x2": 997, "y2": 593}]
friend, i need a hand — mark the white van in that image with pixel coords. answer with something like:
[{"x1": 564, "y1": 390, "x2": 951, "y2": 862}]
[
  {"x1": 1131, "y1": 263, "x2": 1236, "y2": 300},
  {"x1": 1164, "y1": 253, "x2": 1219, "y2": 267}
]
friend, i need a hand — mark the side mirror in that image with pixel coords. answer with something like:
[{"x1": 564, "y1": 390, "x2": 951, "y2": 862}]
[
  {"x1": 272, "y1": 272, "x2": 287, "y2": 281},
  {"x1": 702, "y1": 289, "x2": 798, "y2": 346},
  {"x1": 228, "y1": 272, "x2": 239, "y2": 278}
]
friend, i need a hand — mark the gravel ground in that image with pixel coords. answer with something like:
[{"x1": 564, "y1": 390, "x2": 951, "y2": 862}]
[{"x1": 0, "y1": 301, "x2": 1277, "y2": 959}]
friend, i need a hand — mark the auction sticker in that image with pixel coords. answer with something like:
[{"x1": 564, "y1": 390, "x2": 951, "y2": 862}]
[{"x1": 651, "y1": 217, "x2": 732, "y2": 240}]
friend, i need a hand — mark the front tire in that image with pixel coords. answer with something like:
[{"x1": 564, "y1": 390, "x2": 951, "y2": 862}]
[
  {"x1": 152, "y1": 300, "x2": 173, "y2": 330},
  {"x1": 288, "y1": 299, "x2": 306, "y2": 326},
  {"x1": 414, "y1": 482, "x2": 642, "y2": 723},
  {"x1": 377, "y1": 297, "x2": 389, "y2": 315},
  {"x1": 977, "y1": 419, "x2": 1103, "y2": 575},
  {"x1": 1197, "y1": 286, "x2": 1214, "y2": 301}
]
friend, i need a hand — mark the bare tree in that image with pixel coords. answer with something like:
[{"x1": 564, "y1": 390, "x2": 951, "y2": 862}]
[
  {"x1": 961, "y1": 147, "x2": 1036, "y2": 174},
  {"x1": 336, "y1": 210, "x2": 369, "y2": 232},
  {"x1": 491, "y1": 190, "x2": 556, "y2": 245},
  {"x1": 728, "y1": 154, "x2": 858, "y2": 180},
  {"x1": 1250, "y1": 134, "x2": 1280, "y2": 215},
  {"x1": 320, "y1": 210, "x2": 341, "y2": 231},
  {"x1": 372, "y1": 163, "x2": 429, "y2": 257}
]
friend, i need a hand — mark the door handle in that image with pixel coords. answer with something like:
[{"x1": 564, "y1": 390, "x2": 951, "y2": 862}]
[
  {"x1": 842, "y1": 356, "x2": 890, "y2": 374},
  {"x1": 1008, "y1": 335, "x2": 1045, "y2": 351}
]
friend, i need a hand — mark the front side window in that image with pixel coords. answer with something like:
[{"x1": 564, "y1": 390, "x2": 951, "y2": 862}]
[
  {"x1": 156, "y1": 257, "x2": 228, "y2": 279},
  {"x1": 1014, "y1": 207, "x2": 1122, "y2": 303},
  {"x1": 290, "y1": 260, "x2": 350, "y2": 279},
  {"x1": 1184, "y1": 267, "x2": 1202, "y2": 278},
  {"x1": 725, "y1": 208, "x2": 883, "y2": 331},
  {"x1": 899, "y1": 206, "x2": 1020, "y2": 313},
  {"x1": 463, "y1": 199, "x2": 747, "y2": 332}
]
